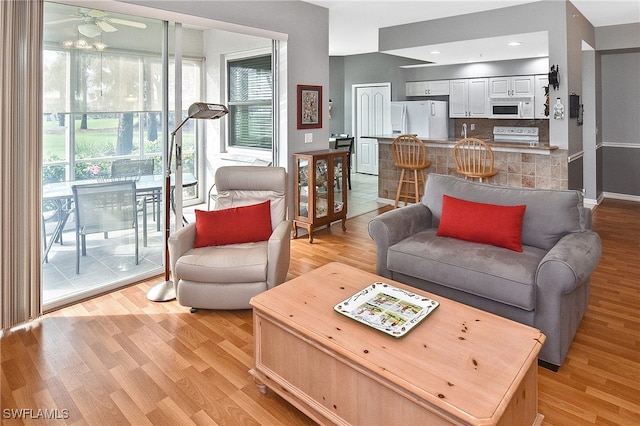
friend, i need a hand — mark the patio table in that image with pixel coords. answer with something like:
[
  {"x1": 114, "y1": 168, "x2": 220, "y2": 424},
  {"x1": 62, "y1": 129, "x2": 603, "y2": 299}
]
[{"x1": 41, "y1": 173, "x2": 197, "y2": 262}]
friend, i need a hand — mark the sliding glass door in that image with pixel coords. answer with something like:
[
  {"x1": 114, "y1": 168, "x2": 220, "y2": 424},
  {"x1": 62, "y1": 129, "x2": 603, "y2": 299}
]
[
  {"x1": 42, "y1": 3, "x2": 173, "y2": 308},
  {"x1": 41, "y1": 2, "x2": 278, "y2": 310}
]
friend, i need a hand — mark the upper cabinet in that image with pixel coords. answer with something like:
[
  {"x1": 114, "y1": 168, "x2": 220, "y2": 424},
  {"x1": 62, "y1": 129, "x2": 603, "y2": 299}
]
[
  {"x1": 406, "y1": 80, "x2": 450, "y2": 96},
  {"x1": 449, "y1": 78, "x2": 489, "y2": 118},
  {"x1": 489, "y1": 75, "x2": 534, "y2": 98}
]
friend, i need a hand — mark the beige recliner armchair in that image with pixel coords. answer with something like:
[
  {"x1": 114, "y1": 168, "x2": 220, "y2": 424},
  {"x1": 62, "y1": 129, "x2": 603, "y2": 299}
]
[{"x1": 168, "y1": 166, "x2": 290, "y2": 311}]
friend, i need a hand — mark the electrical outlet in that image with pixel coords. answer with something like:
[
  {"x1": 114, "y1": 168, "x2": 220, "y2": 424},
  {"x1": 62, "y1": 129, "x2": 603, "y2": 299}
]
[
  {"x1": 470, "y1": 124, "x2": 476, "y2": 131},
  {"x1": 305, "y1": 133, "x2": 313, "y2": 143}
]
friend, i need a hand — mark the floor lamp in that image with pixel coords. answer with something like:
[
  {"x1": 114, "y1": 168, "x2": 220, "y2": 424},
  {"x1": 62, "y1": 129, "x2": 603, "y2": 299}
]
[{"x1": 147, "y1": 102, "x2": 228, "y2": 302}]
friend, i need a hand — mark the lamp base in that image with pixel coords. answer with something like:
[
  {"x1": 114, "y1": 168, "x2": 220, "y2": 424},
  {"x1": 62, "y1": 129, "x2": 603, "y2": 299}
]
[{"x1": 147, "y1": 280, "x2": 176, "y2": 302}]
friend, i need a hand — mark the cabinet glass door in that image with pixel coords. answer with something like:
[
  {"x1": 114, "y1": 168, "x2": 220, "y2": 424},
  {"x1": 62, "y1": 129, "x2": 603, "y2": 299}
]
[
  {"x1": 315, "y1": 158, "x2": 328, "y2": 218},
  {"x1": 333, "y1": 155, "x2": 345, "y2": 215},
  {"x1": 297, "y1": 157, "x2": 309, "y2": 219}
]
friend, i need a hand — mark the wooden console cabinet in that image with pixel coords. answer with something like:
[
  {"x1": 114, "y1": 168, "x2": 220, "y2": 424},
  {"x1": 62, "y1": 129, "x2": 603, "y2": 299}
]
[{"x1": 293, "y1": 149, "x2": 348, "y2": 243}]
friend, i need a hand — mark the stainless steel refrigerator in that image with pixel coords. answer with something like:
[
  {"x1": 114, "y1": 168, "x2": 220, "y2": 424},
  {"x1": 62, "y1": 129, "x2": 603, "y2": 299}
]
[{"x1": 390, "y1": 100, "x2": 449, "y2": 139}]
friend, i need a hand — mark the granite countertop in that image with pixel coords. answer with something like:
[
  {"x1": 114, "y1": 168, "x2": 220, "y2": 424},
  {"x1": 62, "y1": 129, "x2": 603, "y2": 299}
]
[{"x1": 363, "y1": 135, "x2": 557, "y2": 151}]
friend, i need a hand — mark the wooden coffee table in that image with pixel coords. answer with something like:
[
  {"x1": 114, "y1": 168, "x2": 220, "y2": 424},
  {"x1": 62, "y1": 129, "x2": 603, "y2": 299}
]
[{"x1": 250, "y1": 262, "x2": 545, "y2": 425}]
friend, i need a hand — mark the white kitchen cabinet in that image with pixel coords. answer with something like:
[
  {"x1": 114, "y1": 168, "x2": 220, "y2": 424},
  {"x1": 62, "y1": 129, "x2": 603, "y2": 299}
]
[
  {"x1": 534, "y1": 74, "x2": 550, "y2": 119},
  {"x1": 406, "y1": 80, "x2": 449, "y2": 96},
  {"x1": 449, "y1": 78, "x2": 489, "y2": 118},
  {"x1": 489, "y1": 75, "x2": 534, "y2": 98}
]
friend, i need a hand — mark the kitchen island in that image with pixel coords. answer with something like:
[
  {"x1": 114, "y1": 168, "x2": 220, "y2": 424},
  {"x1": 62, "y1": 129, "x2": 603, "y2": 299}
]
[{"x1": 364, "y1": 135, "x2": 567, "y2": 201}]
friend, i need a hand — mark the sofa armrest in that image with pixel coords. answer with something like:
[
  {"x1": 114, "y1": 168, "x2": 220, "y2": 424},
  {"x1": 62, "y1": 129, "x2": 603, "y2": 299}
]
[
  {"x1": 267, "y1": 220, "x2": 291, "y2": 289},
  {"x1": 168, "y1": 223, "x2": 197, "y2": 287},
  {"x1": 368, "y1": 204, "x2": 433, "y2": 278},
  {"x1": 534, "y1": 230, "x2": 601, "y2": 366},
  {"x1": 536, "y1": 230, "x2": 602, "y2": 294}
]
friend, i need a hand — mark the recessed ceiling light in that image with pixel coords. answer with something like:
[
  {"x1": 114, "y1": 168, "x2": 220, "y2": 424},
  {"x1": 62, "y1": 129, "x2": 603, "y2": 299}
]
[
  {"x1": 430, "y1": 50, "x2": 441, "y2": 54},
  {"x1": 508, "y1": 41, "x2": 522, "y2": 46}
]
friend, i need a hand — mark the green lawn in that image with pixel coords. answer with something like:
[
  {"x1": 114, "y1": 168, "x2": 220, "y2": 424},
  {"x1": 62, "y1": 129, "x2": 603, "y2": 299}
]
[{"x1": 42, "y1": 116, "x2": 196, "y2": 183}]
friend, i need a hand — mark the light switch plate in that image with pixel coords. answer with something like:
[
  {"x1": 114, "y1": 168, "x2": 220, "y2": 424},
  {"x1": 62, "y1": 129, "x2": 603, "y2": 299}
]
[{"x1": 305, "y1": 133, "x2": 313, "y2": 143}]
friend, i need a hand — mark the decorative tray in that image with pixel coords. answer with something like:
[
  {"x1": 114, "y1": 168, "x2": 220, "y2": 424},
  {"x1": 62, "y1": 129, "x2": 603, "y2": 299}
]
[{"x1": 334, "y1": 282, "x2": 439, "y2": 338}]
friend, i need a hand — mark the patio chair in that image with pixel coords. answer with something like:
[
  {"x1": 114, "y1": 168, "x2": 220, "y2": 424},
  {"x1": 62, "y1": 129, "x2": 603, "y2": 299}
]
[
  {"x1": 72, "y1": 181, "x2": 139, "y2": 274},
  {"x1": 112, "y1": 158, "x2": 157, "y2": 244}
]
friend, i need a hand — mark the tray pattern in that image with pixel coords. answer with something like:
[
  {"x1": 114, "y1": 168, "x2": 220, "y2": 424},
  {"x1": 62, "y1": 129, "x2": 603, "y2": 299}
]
[{"x1": 334, "y1": 282, "x2": 439, "y2": 337}]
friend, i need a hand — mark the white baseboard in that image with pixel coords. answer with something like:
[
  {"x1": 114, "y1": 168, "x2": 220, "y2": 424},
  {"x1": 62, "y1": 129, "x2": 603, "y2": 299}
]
[
  {"x1": 584, "y1": 198, "x2": 598, "y2": 209},
  {"x1": 377, "y1": 197, "x2": 396, "y2": 205},
  {"x1": 603, "y1": 192, "x2": 640, "y2": 203}
]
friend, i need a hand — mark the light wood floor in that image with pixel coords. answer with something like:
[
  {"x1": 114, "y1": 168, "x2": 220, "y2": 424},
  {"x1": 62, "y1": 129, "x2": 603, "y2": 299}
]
[{"x1": 1, "y1": 199, "x2": 638, "y2": 425}]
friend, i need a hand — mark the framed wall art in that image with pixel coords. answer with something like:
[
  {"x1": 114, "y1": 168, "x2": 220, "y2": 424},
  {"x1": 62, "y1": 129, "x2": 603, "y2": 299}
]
[{"x1": 297, "y1": 85, "x2": 322, "y2": 129}]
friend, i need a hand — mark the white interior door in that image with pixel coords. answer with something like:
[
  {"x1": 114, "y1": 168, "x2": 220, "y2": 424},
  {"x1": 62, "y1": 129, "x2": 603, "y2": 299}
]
[{"x1": 354, "y1": 84, "x2": 390, "y2": 175}]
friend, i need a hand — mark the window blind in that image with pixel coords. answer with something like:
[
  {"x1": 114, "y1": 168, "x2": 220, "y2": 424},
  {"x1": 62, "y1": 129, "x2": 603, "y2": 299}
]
[{"x1": 228, "y1": 55, "x2": 273, "y2": 149}]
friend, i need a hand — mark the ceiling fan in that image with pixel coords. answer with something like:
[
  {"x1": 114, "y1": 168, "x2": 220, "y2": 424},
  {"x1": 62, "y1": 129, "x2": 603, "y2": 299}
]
[{"x1": 47, "y1": 9, "x2": 147, "y2": 38}]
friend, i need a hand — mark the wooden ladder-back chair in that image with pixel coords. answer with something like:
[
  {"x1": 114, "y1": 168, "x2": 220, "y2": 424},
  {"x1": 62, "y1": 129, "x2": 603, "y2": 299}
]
[
  {"x1": 453, "y1": 138, "x2": 499, "y2": 182},
  {"x1": 391, "y1": 134, "x2": 431, "y2": 208}
]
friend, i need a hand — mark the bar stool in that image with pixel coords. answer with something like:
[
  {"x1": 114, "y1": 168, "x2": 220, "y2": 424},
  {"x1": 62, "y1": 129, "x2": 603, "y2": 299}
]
[
  {"x1": 391, "y1": 134, "x2": 431, "y2": 208},
  {"x1": 453, "y1": 138, "x2": 498, "y2": 182}
]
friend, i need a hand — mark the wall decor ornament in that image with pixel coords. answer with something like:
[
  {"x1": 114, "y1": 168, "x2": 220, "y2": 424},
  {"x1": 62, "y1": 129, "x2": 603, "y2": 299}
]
[
  {"x1": 549, "y1": 65, "x2": 560, "y2": 90},
  {"x1": 297, "y1": 85, "x2": 322, "y2": 129},
  {"x1": 553, "y1": 97, "x2": 565, "y2": 120}
]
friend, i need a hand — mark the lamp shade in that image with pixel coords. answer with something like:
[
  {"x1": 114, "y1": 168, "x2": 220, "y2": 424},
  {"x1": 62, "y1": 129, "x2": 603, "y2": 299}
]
[
  {"x1": 78, "y1": 23, "x2": 102, "y2": 38},
  {"x1": 188, "y1": 102, "x2": 229, "y2": 120}
]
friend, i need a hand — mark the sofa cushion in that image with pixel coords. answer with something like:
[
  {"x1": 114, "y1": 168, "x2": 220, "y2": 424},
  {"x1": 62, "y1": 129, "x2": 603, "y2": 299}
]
[
  {"x1": 193, "y1": 200, "x2": 272, "y2": 248},
  {"x1": 437, "y1": 194, "x2": 526, "y2": 252},
  {"x1": 423, "y1": 174, "x2": 585, "y2": 251},
  {"x1": 176, "y1": 241, "x2": 268, "y2": 283},
  {"x1": 387, "y1": 229, "x2": 548, "y2": 311}
]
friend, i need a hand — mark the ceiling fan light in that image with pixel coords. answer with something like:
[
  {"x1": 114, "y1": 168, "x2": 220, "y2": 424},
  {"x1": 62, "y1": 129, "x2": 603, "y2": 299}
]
[
  {"x1": 78, "y1": 23, "x2": 101, "y2": 38},
  {"x1": 74, "y1": 39, "x2": 92, "y2": 49}
]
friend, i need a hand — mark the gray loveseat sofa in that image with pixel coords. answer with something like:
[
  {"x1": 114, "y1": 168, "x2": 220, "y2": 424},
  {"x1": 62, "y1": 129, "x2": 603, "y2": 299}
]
[{"x1": 369, "y1": 174, "x2": 602, "y2": 369}]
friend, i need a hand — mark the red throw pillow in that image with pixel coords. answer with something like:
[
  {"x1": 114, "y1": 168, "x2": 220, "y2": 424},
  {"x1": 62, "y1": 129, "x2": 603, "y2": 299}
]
[
  {"x1": 193, "y1": 200, "x2": 272, "y2": 248},
  {"x1": 436, "y1": 195, "x2": 526, "y2": 252}
]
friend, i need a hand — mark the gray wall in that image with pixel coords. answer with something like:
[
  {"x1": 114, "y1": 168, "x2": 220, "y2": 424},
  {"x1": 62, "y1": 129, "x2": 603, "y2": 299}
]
[
  {"x1": 402, "y1": 58, "x2": 548, "y2": 83},
  {"x1": 329, "y1": 56, "x2": 345, "y2": 135},
  {"x1": 338, "y1": 53, "x2": 414, "y2": 136},
  {"x1": 601, "y1": 51, "x2": 640, "y2": 196},
  {"x1": 600, "y1": 52, "x2": 640, "y2": 143}
]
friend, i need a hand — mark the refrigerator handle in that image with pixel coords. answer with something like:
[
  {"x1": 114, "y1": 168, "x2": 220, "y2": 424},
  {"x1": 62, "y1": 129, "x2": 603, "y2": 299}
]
[
  {"x1": 430, "y1": 102, "x2": 436, "y2": 116},
  {"x1": 402, "y1": 105, "x2": 408, "y2": 134}
]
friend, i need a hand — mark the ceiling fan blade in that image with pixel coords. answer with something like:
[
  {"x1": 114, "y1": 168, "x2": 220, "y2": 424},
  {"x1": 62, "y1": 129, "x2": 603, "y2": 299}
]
[
  {"x1": 106, "y1": 18, "x2": 147, "y2": 29},
  {"x1": 46, "y1": 17, "x2": 82, "y2": 25},
  {"x1": 96, "y1": 20, "x2": 117, "y2": 33},
  {"x1": 87, "y1": 9, "x2": 108, "y2": 18}
]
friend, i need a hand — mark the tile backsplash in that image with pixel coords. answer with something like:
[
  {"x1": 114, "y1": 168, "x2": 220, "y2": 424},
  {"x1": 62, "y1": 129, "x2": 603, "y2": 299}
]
[{"x1": 453, "y1": 118, "x2": 550, "y2": 143}]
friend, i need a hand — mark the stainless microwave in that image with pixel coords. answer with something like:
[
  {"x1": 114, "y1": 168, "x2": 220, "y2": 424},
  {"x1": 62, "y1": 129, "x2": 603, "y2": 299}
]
[{"x1": 490, "y1": 99, "x2": 534, "y2": 119}]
